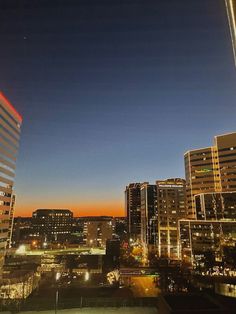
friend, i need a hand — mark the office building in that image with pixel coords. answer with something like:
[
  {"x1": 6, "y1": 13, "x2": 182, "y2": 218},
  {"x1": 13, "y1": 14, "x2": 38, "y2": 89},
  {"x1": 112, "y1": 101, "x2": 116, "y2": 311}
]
[
  {"x1": 156, "y1": 178, "x2": 186, "y2": 260},
  {"x1": 195, "y1": 191, "x2": 236, "y2": 221},
  {"x1": 140, "y1": 182, "x2": 157, "y2": 251},
  {"x1": 184, "y1": 132, "x2": 236, "y2": 218},
  {"x1": 125, "y1": 183, "x2": 141, "y2": 240},
  {"x1": 179, "y1": 219, "x2": 236, "y2": 266},
  {"x1": 81, "y1": 216, "x2": 113, "y2": 247},
  {"x1": 0, "y1": 92, "x2": 22, "y2": 275},
  {"x1": 32, "y1": 209, "x2": 73, "y2": 242},
  {"x1": 225, "y1": 0, "x2": 236, "y2": 66}
]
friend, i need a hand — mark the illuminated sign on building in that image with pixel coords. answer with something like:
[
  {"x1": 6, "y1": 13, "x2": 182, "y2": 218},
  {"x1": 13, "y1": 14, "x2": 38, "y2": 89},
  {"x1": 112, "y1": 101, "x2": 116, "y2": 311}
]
[{"x1": 195, "y1": 168, "x2": 212, "y2": 174}]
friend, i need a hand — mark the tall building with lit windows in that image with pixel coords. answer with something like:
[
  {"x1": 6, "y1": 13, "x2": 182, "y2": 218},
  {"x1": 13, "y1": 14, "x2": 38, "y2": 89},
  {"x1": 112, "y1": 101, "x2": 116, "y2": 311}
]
[
  {"x1": 80, "y1": 216, "x2": 113, "y2": 248},
  {"x1": 125, "y1": 183, "x2": 141, "y2": 241},
  {"x1": 182, "y1": 132, "x2": 236, "y2": 266},
  {"x1": 32, "y1": 209, "x2": 73, "y2": 242},
  {"x1": 156, "y1": 178, "x2": 186, "y2": 260},
  {"x1": 140, "y1": 182, "x2": 157, "y2": 251},
  {"x1": 225, "y1": 0, "x2": 236, "y2": 66},
  {"x1": 184, "y1": 132, "x2": 236, "y2": 219},
  {"x1": 0, "y1": 92, "x2": 22, "y2": 274}
]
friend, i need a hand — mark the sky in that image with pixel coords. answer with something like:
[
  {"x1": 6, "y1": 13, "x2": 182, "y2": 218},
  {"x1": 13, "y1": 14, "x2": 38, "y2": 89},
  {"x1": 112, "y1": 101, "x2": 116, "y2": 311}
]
[{"x1": 0, "y1": 0, "x2": 236, "y2": 217}]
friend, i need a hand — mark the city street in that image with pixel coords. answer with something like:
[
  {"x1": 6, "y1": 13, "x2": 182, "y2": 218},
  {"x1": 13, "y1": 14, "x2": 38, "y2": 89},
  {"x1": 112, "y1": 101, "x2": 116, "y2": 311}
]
[{"x1": 129, "y1": 277, "x2": 160, "y2": 297}]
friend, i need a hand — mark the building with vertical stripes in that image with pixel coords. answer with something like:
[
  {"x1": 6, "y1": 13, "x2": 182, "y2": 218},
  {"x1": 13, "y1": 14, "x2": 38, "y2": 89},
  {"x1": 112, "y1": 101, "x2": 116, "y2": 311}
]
[
  {"x1": 125, "y1": 183, "x2": 141, "y2": 241},
  {"x1": 156, "y1": 178, "x2": 186, "y2": 260},
  {"x1": 0, "y1": 92, "x2": 22, "y2": 275},
  {"x1": 140, "y1": 182, "x2": 157, "y2": 254}
]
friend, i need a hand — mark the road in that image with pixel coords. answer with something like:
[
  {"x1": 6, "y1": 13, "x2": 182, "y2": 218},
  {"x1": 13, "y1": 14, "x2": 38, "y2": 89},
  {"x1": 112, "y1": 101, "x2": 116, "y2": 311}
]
[{"x1": 125, "y1": 276, "x2": 160, "y2": 297}]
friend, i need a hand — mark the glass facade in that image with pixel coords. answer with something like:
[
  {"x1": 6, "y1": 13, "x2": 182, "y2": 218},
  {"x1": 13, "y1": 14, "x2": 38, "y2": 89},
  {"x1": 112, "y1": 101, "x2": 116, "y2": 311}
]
[
  {"x1": 125, "y1": 183, "x2": 141, "y2": 240},
  {"x1": 195, "y1": 192, "x2": 236, "y2": 221},
  {"x1": 140, "y1": 183, "x2": 157, "y2": 249}
]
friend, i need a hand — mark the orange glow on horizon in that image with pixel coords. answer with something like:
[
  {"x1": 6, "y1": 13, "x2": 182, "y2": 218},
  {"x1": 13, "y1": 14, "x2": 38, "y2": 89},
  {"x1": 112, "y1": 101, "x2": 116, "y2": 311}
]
[{"x1": 15, "y1": 200, "x2": 125, "y2": 218}]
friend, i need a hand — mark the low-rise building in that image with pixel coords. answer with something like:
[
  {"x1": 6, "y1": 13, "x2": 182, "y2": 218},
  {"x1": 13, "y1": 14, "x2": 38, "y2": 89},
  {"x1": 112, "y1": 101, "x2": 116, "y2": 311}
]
[
  {"x1": 81, "y1": 216, "x2": 113, "y2": 248},
  {"x1": 31, "y1": 209, "x2": 73, "y2": 242}
]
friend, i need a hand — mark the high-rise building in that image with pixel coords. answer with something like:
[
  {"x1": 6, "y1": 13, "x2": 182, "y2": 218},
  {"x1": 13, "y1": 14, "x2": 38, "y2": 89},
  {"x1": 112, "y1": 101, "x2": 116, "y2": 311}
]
[
  {"x1": 32, "y1": 209, "x2": 73, "y2": 242},
  {"x1": 156, "y1": 178, "x2": 186, "y2": 260},
  {"x1": 125, "y1": 183, "x2": 141, "y2": 240},
  {"x1": 184, "y1": 132, "x2": 236, "y2": 218},
  {"x1": 225, "y1": 0, "x2": 236, "y2": 66},
  {"x1": 0, "y1": 92, "x2": 22, "y2": 274},
  {"x1": 140, "y1": 182, "x2": 157, "y2": 251}
]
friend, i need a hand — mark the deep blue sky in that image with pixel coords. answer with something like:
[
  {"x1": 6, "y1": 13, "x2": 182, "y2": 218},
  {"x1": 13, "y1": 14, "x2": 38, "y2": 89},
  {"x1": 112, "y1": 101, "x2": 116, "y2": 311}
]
[{"x1": 0, "y1": 0, "x2": 236, "y2": 216}]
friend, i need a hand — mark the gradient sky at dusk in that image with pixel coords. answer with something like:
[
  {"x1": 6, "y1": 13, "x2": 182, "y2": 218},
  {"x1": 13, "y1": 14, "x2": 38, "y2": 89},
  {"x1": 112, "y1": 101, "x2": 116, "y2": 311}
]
[{"x1": 0, "y1": 0, "x2": 236, "y2": 217}]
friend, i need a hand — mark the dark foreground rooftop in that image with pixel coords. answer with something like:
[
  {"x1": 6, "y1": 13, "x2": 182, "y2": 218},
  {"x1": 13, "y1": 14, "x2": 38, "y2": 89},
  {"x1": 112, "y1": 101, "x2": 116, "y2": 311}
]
[
  {"x1": 159, "y1": 294, "x2": 235, "y2": 314},
  {"x1": 2, "y1": 307, "x2": 157, "y2": 314}
]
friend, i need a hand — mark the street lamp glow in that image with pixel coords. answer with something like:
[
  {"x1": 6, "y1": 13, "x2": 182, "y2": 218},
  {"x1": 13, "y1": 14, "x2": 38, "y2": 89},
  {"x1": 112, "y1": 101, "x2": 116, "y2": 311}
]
[
  {"x1": 16, "y1": 245, "x2": 26, "y2": 254},
  {"x1": 84, "y1": 271, "x2": 90, "y2": 281},
  {"x1": 55, "y1": 272, "x2": 61, "y2": 281}
]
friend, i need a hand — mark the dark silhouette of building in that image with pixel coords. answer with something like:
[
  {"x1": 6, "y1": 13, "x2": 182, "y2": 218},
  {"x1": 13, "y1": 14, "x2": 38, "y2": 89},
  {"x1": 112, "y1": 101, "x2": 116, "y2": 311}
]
[
  {"x1": 140, "y1": 183, "x2": 157, "y2": 252},
  {"x1": 104, "y1": 239, "x2": 120, "y2": 271},
  {"x1": 125, "y1": 183, "x2": 141, "y2": 241}
]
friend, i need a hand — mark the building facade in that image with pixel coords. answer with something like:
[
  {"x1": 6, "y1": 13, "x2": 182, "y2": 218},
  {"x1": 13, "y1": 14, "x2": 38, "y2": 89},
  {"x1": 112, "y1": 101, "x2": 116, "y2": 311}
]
[
  {"x1": 156, "y1": 178, "x2": 186, "y2": 260},
  {"x1": 179, "y1": 219, "x2": 236, "y2": 266},
  {"x1": 81, "y1": 216, "x2": 113, "y2": 248},
  {"x1": 31, "y1": 209, "x2": 73, "y2": 242},
  {"x1": 125, "y1": 183, "x2": 141, "y2": 241},
  {"x1": 140, "y1": 182, "x2": 157, "y2": 251},
  {"x1": 0, "y1": 92, "x2": 22, "y2": 275},
  {"x1": 195, "y1": 191, "x2": 236, "y2": 221},
  {"x1": 184, "y1": 132, "x2": 236, "y2": 219},
  {"x1": 182, "y1": 132, "x2": 236, "y2": 266}
]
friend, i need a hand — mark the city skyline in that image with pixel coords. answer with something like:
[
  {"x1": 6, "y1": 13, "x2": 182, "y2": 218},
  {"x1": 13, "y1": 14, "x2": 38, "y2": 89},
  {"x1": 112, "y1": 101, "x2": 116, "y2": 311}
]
[{"x1": 1, "y1": 0, "x2": 236, "y2": 217}]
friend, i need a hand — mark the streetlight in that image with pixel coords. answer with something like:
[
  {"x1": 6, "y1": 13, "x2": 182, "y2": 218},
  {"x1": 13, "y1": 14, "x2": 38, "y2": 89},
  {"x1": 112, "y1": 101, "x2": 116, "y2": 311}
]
[
  {"x1": 84, "y1": 271, "x2": 90, "y2": 282},
  {"x1": 55, "y1": 272, "x2": 61, "y2": 314}
]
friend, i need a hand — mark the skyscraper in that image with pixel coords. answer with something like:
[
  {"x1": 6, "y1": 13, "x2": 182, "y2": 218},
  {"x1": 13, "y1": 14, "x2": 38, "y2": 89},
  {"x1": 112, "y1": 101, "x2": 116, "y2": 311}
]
[
  {"x1": 156, "y1": 178, "x2": 186, "y2": 260},
  {"x1": 184, "y1": 132, "x2": 236, "y2": 219},
  {"x1": 125, "y1": 183, "x2": 141, "y2": 241},
  {"x1": 140, "y1": 182, "x2": 157, "y2": 252},
  {"x1": 225, "y1": 0, "x2": 236, "y2": 66},
  {"x1": 0, "y1": 92, "x2": 22, "y2": 274}
]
